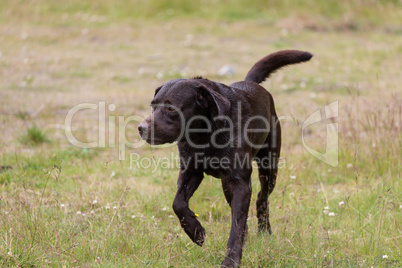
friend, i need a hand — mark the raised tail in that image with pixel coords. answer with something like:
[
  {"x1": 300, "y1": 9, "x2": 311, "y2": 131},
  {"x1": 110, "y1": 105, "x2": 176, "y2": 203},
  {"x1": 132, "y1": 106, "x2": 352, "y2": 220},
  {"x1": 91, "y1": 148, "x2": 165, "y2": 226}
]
[{"x1": 244, "y1": 50, "x2": 313, "y2": 84}]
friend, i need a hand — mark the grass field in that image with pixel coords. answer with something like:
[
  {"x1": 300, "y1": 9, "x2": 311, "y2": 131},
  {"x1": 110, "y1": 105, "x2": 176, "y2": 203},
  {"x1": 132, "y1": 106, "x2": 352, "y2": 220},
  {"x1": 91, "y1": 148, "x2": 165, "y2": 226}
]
[{"x1": 0, "y1": 1, "x2": 401, "y2": 267}]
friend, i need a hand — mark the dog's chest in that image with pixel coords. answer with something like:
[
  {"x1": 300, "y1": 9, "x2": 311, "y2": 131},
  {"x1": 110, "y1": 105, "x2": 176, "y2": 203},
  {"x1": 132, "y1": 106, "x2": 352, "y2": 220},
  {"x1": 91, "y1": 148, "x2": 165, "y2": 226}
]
[
  {"x1": 204, "y1": 168, "x2": 221, "y2": 179},
  {"x1": 192, "y1": 150, "x2": 237, "y2": 179}
]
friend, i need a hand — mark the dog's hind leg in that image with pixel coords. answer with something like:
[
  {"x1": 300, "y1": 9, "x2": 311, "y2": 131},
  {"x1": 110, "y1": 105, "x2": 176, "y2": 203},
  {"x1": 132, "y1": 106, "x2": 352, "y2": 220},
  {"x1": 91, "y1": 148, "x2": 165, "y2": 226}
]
[
  {"x1": 255, "y1": 115, "x2": 281, "y2": 234},
  {"x1": 173, "y1": 169, "x2": 205, "y2": 246}
]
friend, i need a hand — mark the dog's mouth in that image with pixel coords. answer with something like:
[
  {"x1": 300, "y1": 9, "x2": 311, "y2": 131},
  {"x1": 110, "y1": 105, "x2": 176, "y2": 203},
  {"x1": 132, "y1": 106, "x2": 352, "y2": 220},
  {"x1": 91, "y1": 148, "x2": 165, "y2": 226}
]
[
  {"x1": 144, "y1": 138, "x2": 165, "y2": 145},
  {"x1": 138, "y1": 129, "x2": 170, "y2": 145},
  {"x1": 138, "y1": 131, "x2": 162, "y2": 145}
]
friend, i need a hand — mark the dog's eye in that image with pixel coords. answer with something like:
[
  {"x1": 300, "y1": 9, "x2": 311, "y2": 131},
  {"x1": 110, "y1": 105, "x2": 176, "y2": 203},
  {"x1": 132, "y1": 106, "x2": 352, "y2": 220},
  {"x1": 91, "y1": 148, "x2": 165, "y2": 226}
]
[{"x1": 165, "y1": 106, "x2": 176, "y2": 112}]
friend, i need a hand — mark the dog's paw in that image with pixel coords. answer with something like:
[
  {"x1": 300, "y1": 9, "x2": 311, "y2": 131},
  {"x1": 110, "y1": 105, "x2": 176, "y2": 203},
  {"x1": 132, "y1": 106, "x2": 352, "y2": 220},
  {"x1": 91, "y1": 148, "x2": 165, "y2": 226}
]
[
  {"x1": 221, "y1": 257, "x2": 240, "y2": 268},
  {"x1": 194, "y1": 227, "x2": 206, "y2": 246},
  {"x1": 257, "y1": 225, "x2": 272, "y2": 235}
]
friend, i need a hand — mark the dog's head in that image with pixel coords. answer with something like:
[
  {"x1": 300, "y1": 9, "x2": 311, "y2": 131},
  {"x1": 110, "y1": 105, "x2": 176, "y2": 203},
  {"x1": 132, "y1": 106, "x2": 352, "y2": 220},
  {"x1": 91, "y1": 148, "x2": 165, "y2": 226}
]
[{"x1": 138, "y1": 79, "x2": 230, "y2": 145}]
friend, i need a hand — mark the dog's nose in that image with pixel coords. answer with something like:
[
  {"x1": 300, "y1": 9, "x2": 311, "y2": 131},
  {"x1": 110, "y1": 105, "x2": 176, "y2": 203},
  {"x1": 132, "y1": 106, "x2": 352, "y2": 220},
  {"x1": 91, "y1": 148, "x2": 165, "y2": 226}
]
[{"x1": 138, "y1": 122, "x2": 148, "y2": 138}]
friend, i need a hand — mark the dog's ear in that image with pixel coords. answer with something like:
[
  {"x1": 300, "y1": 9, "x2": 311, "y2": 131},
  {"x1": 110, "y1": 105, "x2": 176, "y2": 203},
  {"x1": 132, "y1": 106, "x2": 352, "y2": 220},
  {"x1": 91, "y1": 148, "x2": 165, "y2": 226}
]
[
  {"x1": 195, "y1": 84, "x2": 230, "y2": 119},
  {"x1": 154, "y1": 86, "x2": 162, "y2": 97}
]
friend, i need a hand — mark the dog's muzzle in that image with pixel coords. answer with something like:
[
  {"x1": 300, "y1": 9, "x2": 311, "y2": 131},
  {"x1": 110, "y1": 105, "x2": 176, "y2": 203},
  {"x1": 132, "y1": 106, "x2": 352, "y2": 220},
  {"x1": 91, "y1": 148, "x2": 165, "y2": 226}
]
[{"x1": 138, "y1": 122, "x2": 149, "y2": 140}]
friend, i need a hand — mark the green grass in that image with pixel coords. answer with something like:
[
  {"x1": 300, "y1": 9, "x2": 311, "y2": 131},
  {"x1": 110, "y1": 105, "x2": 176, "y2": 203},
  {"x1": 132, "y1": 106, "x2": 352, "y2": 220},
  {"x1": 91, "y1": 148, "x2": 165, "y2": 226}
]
[
  {"x1": 20, "y1": 125, "x2": 50, "y2": 146},
  {"x1": 0, "y1": 138, "x2": 400, "y2": 267},
  {"x1": 0, "y1": 0, "x2": 401, "y2": 267}
]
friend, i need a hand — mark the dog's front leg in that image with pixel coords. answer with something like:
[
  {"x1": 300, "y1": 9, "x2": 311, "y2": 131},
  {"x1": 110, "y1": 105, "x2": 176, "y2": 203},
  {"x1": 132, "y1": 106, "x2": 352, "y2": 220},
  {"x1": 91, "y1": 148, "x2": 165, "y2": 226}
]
[
  {"x1": 173, "y1": 169, "x2": 205, "y2": 246},
  {"x1": 221, "y1": 173, "x2": 252, "y2": 268}
]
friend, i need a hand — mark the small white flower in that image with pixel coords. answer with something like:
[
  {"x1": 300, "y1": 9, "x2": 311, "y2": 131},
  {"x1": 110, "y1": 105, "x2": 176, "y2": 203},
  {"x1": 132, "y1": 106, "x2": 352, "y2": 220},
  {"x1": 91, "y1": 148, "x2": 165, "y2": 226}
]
[
  {"x1": 323, "y1": 206, "x2": 330, "y2": 215},
  {"x1": 399, "y1": 204, "x2": 402, "y2": 210},
  {"x1": 162, "y1": 206, "x2": 169, "y2": 211},
  {"x1": 105, "y1": 205, "x2": 110, "y2": 209},
  {"x1": 328, "y1": 212, "x2": 335, "y2": 217},
  {"x1": 92, "y1": 200, "x2": 98, "y2": 205},
  {"x1": 110, "y1": 171, "x2": 116, "y2": 178},
  {"x1": 132, "y1": 215, "x2": 136, "y2": 218},
  {"x1": 347, "y1": 163, "x2": 353, "y2": 169},
  {"x1": 8, "y1": 251, "x2": 12, "y2": 256},
  {"x1": 290, "y1": 175, "x2": 296, "y2": 180},
  {"x1": 339, "y1": 201, "x2": 345, "y2": 208},
  {"x1": 113, "y1": 206, "x2": 117, "y2": 209},
  {"x1": 60, "y1": 204, "x2": 66, "y2": 208},
  {"x1": 90, "y1": 210, "x2": 95, "y2": 215},
  {"x1": 382, "y1": 255, "x2": 388, "y2": 259},
  {"x1": 77, "y1": 211, "x2": 82, "y2": 215}
]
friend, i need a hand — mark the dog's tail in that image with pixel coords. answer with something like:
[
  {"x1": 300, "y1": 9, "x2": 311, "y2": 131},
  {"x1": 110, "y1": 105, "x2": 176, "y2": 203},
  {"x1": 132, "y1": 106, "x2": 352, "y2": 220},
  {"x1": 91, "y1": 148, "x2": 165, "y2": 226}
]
[{"x1": 244, "y1": 50, "x2": 313, "y2": 84}]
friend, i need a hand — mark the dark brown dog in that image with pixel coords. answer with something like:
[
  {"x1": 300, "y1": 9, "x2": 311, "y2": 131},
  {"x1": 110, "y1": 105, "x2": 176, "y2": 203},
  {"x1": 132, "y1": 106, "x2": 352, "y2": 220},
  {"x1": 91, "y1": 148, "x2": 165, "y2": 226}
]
[{"x1": 138, "y1": 50, "x2": 312, "y2": 267}]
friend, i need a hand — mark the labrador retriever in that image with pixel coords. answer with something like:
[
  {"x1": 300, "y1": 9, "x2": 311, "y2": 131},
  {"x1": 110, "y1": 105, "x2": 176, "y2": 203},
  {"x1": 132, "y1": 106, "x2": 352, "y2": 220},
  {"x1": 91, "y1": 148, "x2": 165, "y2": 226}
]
[{"x1": 138, "y1": 50, "x2": 312, "y2": 267}]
